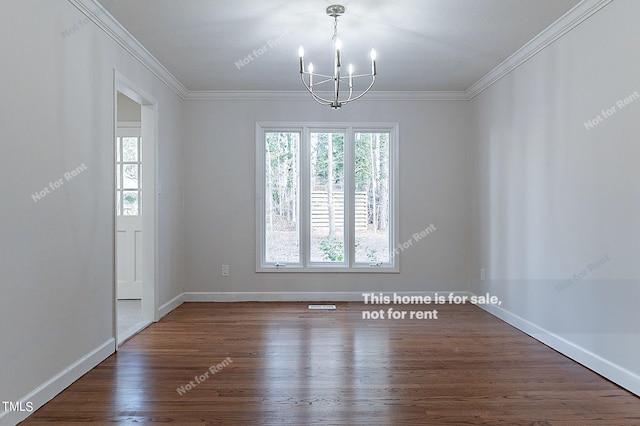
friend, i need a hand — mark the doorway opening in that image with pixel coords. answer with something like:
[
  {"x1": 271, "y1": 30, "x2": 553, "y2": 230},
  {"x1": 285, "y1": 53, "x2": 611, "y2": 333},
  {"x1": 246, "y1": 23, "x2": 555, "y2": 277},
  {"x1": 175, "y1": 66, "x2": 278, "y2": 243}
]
[{"x1": 114, "y1": 74, "x2": 158, "y2": 346}]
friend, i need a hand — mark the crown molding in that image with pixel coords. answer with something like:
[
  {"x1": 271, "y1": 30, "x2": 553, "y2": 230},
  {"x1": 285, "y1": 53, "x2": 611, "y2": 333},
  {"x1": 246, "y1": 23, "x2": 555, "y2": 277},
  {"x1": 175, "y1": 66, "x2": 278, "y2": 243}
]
[
  {"x1": 465, "y1": 0, "x2": 614, "y2": 100},
  {"x1": 70, "y1": 0, "x2": 611, "y2": 103},
  {"x1": 67, "y1": 0, "x2": 189, "y2": 99},
  {"x1": 183, "y1": 90, "x2": 469, "y2": 102}
]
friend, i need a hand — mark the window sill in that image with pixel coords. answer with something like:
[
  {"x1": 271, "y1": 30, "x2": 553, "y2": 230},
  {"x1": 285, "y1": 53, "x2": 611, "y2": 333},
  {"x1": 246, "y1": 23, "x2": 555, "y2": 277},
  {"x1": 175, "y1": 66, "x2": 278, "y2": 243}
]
[{"x1": 256, "y1": 266, "x2": 400, "y2": 273}]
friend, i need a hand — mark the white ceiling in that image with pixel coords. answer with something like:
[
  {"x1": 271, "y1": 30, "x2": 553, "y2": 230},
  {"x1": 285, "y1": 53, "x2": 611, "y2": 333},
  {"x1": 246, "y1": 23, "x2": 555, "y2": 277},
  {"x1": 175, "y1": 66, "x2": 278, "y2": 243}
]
[{"x1": 97, "y1": 0, "x2": 582, "y2": 92}]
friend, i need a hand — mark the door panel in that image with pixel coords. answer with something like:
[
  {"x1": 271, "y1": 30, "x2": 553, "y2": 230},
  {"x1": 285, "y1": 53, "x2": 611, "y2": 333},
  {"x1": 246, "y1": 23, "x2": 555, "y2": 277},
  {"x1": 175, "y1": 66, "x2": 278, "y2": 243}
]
[{"x1": 117, "y1": 216, "x2": 142, "y2": 299}]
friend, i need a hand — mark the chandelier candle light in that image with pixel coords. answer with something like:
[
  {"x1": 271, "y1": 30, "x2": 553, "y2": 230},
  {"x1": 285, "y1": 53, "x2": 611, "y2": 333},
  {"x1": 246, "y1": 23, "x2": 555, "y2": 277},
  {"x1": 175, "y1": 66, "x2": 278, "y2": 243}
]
[{"x1": 298, "y1": 4, "x2": 376, "y2": 109}]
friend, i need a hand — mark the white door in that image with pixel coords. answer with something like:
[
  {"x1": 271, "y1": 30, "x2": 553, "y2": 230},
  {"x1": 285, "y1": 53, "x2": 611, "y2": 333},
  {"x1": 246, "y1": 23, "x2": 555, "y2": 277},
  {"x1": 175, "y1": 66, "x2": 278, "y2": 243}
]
[{"x1": 116, "y1": 129, "x2": 142, "y2": 299}]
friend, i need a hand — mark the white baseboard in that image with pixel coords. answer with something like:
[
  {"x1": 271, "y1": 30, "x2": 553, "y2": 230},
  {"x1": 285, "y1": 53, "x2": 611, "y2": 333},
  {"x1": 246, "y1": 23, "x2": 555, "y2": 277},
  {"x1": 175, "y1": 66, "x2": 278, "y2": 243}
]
[
  {"x1": 1, "y1": 338, "x2": 115, "y2": 425},
  {"x1": 158, "y1": 292, "x2": 185, "y2": 319},
  {"x1": 479, "y1": 300, "x2": 640, "y2": 397},
  {"x1": 183, "y1": 291, "x2": 363, "y2": 302},
  {"x1": 182, "y1": 291, "x2": 473, "y2": 303}
]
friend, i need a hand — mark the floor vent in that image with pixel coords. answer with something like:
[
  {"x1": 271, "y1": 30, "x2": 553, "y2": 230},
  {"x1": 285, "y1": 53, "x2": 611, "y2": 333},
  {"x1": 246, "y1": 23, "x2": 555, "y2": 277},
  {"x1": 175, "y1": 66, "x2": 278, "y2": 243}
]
[{"x1": 308, "y1": 304, "x2": 336, "y2": 310}]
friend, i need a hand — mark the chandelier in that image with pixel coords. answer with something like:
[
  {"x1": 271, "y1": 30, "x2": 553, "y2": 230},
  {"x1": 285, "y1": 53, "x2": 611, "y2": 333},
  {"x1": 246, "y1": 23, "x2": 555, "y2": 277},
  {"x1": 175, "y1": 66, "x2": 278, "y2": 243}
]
[{"x1": 298, "y1": 4, "x2": 377, "y2": 109}]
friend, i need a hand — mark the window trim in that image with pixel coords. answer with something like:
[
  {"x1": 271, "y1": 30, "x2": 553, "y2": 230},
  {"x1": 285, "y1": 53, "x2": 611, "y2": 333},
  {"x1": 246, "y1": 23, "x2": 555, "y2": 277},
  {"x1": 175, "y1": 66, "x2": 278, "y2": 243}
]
[{"x1": 256, "y1": 122, "x2": 399, "y2": 273}]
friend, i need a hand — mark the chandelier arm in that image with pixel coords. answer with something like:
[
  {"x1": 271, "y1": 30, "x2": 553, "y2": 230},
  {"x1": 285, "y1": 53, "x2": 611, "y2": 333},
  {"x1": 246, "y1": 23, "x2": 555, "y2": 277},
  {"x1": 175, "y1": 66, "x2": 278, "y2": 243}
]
[
  {"x1": 310, "y1": 94, "x2": 334, "y2": 105},
  {"x1": 336, "y1": 74, "x2": 376, "y2": 92},
  {"x1": 299, "y1": 74, "x2": 326, "y2": 99},
  {"x1": 309, "y1": 91, "x2": 335, "y2": 106},
  {"x1": 310, "y1": 91, "x2": 334, "y2": 104},
  {"x1": 307, "y1": 76, "x2": 334, "y2": 86},
  {"x1": 341, "y1": 75, "x2": 376, "y2": 105},
  {"x1": 303, "y1": 72, "x2": 334, "y2": 80},
  {"x1": 300, "y1": 74, "x2": 334, "y2": 105},
  {"x1": 343, "y1": 73, "x2": 375, "y2": 79}
]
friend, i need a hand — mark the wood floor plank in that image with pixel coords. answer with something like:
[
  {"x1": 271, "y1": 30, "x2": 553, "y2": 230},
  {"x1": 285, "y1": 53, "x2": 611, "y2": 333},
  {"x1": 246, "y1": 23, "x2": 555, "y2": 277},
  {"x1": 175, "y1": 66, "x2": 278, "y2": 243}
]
[{"x1": 21, "y1": 302, "x2": 640, "y2": 425}]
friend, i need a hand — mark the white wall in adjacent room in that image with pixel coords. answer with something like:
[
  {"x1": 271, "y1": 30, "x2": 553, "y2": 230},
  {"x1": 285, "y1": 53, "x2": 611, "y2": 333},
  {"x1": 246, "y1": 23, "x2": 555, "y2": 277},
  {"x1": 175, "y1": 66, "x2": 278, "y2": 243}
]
[{"x1": 117, "y1": 92, "x2": 141, "y2": 122}]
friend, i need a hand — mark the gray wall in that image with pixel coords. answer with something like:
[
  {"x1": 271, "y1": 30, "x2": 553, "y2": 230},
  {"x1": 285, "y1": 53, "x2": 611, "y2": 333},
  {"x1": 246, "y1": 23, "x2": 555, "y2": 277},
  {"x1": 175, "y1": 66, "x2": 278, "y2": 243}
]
[
  {"x1": 0, "y1": 0, "x2": 185, "y2": 421},
  {"x1": 184, "y1": 99, "x2": 472, "y2": 295},
  {"x1": 469, "y1": 0, "x2": 640, "y2": 394}
]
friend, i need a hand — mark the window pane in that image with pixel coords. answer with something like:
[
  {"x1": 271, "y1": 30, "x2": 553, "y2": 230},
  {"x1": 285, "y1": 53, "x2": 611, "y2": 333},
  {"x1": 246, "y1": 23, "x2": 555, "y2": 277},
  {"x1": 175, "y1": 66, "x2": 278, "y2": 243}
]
[
  {"x1": 122, "y1": 137, "x2": 139, "y2": 162},
  {"x1": 123, "y1": 190, "x2": 139, "y2": 216},
  {"x1": 116, "y1": 164, "x2": 121, "y2": 190},
  {"x1": 355, "y1": 132, "x2": 390, "y2": 263},
  {"x1": 116, "y1": 190, "x2": 121, "y2": 216},
  {"x1": 123, "y1": 164, "x2": 139, "y2": 189},
  {"x1": 116, "y1": 137, "x2": 121, "y2": 162},
  {"x1": 310, "y1": 132, "x2": 345, "y2": 262},
  {"x1": 265, "y1": 132, "x2": 300, "y2": 263}
]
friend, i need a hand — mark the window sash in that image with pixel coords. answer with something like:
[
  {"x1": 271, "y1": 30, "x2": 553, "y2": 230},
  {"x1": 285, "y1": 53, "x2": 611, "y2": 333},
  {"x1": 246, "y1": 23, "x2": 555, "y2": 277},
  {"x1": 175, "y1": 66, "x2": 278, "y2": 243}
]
[
  {"x1": 264, "y1": 131, "x2": 301, "y2": 265},
  {"x1": 308, "y1": 130, "x2": 347, "y2": 266},
  {"x1": 116, "y1": 130, "x2": 142, "y2": 217}
]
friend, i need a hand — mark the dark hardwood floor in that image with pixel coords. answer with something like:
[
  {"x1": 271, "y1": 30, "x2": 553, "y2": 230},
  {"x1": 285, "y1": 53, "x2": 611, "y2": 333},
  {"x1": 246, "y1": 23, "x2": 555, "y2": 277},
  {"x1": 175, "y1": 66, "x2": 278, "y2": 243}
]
[{"x1": 22, "y1": 302, "x2": 640, "y2": 425}]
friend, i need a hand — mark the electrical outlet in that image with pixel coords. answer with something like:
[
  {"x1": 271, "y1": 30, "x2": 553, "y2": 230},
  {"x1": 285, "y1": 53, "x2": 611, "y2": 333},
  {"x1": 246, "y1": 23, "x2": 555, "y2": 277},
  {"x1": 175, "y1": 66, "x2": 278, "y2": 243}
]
[{"x1": 221, "y1": 264, "x2": 230, "y2": 277}]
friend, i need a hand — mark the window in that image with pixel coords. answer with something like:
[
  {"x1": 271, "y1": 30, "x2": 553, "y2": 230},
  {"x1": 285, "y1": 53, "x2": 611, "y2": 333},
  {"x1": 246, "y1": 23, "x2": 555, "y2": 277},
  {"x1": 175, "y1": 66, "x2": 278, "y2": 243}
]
[
  {"x1": 264, "y1": 131, "x2": 300, "y2": 263},
  {"x1": 257, "y1": 123, "x2": 398, "y2": 272},
  {"x1": 116, "y1": 131, "x2": 142, "y2": 216}
]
